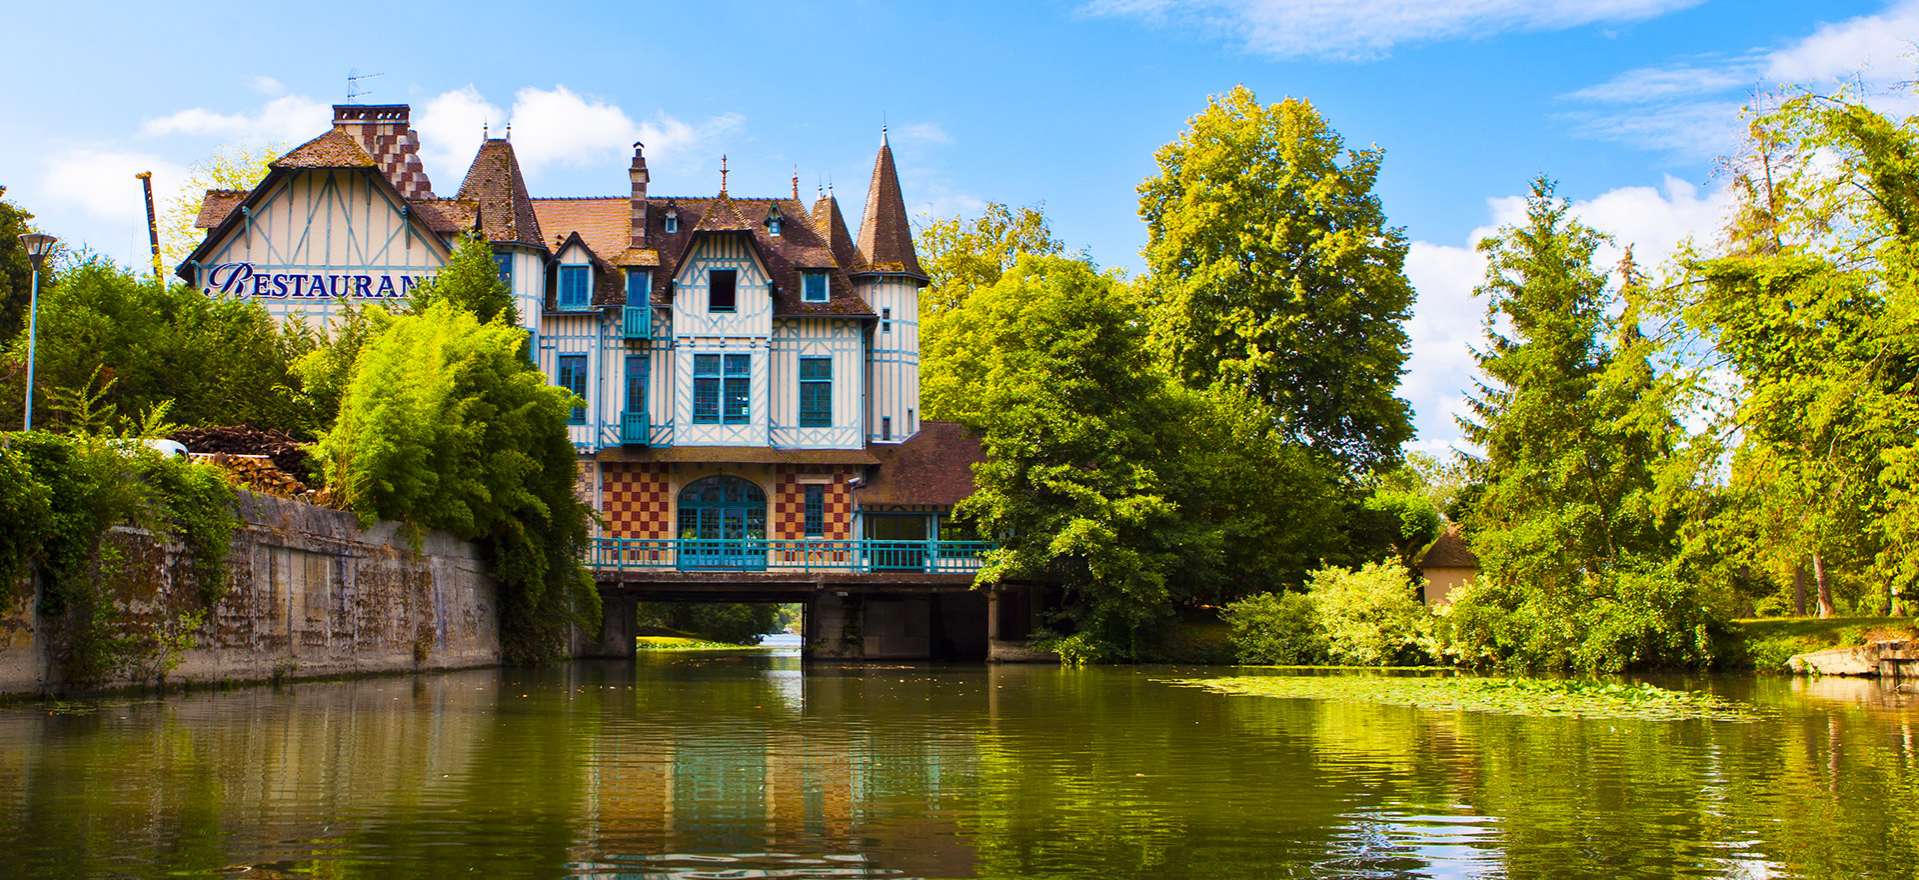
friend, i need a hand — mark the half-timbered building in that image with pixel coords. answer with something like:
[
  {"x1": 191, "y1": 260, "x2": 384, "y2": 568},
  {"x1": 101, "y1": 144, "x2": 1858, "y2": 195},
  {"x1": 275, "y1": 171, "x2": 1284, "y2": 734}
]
[{"x1": 178, "y1": 104, "x2": 985, "y2": 609}]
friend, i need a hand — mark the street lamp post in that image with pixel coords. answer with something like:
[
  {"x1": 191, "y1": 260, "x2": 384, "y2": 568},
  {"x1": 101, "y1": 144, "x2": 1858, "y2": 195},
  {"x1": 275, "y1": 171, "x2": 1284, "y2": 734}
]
[{"x1": 17, "y1": 232, "x2": 57, "y2": 431}]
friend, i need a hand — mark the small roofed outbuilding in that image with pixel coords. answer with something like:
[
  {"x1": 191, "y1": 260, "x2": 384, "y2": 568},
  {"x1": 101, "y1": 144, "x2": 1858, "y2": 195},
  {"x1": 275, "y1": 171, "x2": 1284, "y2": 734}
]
[
  {"x1": 855, "y1": 420, "x2": 984, "y2": 510},
  {"x1": 1416, "y1": 525, "x2": 1479, "y2": 605}
]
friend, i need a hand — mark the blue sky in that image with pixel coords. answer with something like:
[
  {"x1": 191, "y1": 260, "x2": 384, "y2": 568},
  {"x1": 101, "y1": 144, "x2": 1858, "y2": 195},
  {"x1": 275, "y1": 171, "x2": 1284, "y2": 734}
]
[{"x1": 3, "y1": 0, "x2": 1914, "y2": 452}]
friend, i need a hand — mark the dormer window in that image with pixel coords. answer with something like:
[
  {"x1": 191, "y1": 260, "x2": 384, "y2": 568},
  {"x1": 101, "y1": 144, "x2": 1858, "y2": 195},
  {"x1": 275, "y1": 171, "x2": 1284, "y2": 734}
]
[
  {"x1": 767, "y1": 206, "x2": 783, "y2": 237},
  {"x1": 709, "y1": 269, "x2": 737, "y2": 313},
  {"x1": 559, "y1": 265, "x2": 591, "y2": 310},
  {"x1": 663, "y1": 208, "x2": 679, "y2": 234},
  {"x1": 802, "y1": 271, "x2": 828, "y2": 303}
]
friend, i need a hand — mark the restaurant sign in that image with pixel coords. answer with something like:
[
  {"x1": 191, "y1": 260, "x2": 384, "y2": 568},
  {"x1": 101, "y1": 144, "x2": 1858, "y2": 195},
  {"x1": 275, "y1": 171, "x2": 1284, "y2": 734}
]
[{"x1": 200, "y1": 262, "x2": 427, "y2": 300}]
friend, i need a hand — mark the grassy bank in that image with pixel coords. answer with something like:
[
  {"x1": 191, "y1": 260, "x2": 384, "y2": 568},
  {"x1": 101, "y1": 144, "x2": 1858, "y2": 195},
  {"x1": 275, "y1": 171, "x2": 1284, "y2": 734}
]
[
  {"x1": 1729, "y1": 616, "x2": 1919, "y2": 672},
  {"x1": 634, "y1": 635, "x2": 765, "y2": 652}
]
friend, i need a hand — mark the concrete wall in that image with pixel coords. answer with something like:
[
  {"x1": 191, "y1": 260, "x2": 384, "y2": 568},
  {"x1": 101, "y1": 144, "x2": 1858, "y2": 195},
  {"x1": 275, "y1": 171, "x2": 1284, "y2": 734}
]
[{"x1": 0, "y1": 492, "x2": 499, "y2": 696}]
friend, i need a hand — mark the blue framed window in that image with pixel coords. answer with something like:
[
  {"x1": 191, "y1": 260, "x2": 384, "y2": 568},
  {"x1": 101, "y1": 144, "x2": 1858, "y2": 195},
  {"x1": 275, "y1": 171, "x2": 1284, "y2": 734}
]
[
  {"x1": 625, "y1": 354, "x2": 647, "y2": 412},
  {"x1": 626, "y1": 269, "x2": 651, "y2": 303},
  {"x1": 709, "y1": 269, "x2": 737, "y2": 313},
  {"x1": 769, "y1": 216, "x2": 783, "y2": 236},
  {"x1": 882, "y1": 307, "x2": 892, "y2": 333},
  {"x1": 694, "y1": 354, "x2": 721, "y2": 424},
  {"x1": 802, "y1": 271, "x2": 828, "y2": 303},
  {"x1": 558, "y1": 265, "x2": 591, "y2": 309},
  {"x1": 557, "y1": 354, "x2": 588, "y2": 425},
  {"x1": 722, "y1": 353, "x2": 750, "y2": 424},
  {"x1": 494, "y1": 252, "x2": 513, "y2": 286},
  {"x1": 694, "y1": 353, "x2": 751, "y2": 425},
  {"x1": 664, "y1": 212, "x2": 679, "y2": 234},
  {"x1": 802, "y1": 484, "x2": 825, "y2": 537},
  {"x1": 798, "y1": 356, "x2": 832, "y2": 427},
  {"x1": 881, "y1": 416, "x2": 892, "y2": 441}
]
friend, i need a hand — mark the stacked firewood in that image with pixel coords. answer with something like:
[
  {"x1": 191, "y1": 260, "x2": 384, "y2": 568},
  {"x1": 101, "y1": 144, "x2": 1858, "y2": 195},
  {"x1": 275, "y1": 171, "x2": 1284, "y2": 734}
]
[
  {"x1": 189, "y1": 452, "x2": 315, "y2": 501},
  {"x1": 169, "y1": 426, "x2": 316, "y2": 482}
]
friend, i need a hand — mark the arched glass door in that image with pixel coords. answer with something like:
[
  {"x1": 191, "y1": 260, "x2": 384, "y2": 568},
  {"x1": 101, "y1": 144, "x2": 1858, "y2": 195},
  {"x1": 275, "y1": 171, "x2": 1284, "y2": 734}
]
[{"x1": 677, "y1": 475, "x2": 767, "y2": 570}]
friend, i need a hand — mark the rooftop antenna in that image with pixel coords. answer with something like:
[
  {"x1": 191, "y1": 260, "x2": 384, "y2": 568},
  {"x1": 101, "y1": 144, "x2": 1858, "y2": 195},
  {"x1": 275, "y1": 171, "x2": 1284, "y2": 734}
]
[{"x1": 345, "y1": 69, "x2": 383, "y2": 103}]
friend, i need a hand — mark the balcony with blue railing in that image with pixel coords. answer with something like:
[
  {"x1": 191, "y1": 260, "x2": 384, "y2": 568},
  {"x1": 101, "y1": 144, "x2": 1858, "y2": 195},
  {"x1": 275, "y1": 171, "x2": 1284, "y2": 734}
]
[
  {"x1": 586, "y1": 537, "x2": 994, "y2": 575},
  {"x1": 621, "y1": 305, "x2": 651, "y2": 340},
  {"x1": 620, "y1": 410, "x2": 649, "y2": 446}
]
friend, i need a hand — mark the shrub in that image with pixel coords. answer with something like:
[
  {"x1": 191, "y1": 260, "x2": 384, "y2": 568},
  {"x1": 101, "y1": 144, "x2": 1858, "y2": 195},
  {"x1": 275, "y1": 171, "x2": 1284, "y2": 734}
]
[
  {"x1": 1309, "y1": 560, "x2": 1437, "y2": 666},
  {"x1": 1223, "y1": 592, "x2": 1327, "y2": 665},
  {"x1": 1440, "y1": 561, "x2": 1722, "y2": 673}
]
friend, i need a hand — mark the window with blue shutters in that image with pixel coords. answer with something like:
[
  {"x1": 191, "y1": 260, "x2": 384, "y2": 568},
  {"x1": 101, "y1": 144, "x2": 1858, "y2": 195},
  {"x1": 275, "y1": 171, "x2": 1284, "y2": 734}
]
[
  {"x1": 802, "y1": 271, "x2": 827, "y2": 303},
  {"x1": 626, "y1": 269, "x2": 651, "y2": 302},
  {"x1": 694, "y1": 353, "x2": 751, "y2": 425},
  {"x1": 798, "y1": 356, "x2": 832, "y2": 427},
  {"x1": 557, "y1": 354, "x2": 588, "y2": 424},
  {"x1": 803, "y1": 484, "x2": 825, "y2": 537},
  {"x1": 559, "y1": 265, "x2": 591, "y2": 309},
  {"x1": 495, "y1": 253, "x2": 513, "y2": 286},
  {"x1": 722, "y1": 353, "x2": 750, "y2": 424}
]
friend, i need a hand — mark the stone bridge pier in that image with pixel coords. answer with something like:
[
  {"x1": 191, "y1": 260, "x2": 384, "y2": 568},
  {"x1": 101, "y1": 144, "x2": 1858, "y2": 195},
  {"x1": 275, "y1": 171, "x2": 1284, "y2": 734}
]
[{"x1": 584, "y1": 573, "x2": 1025, "y2": 662}]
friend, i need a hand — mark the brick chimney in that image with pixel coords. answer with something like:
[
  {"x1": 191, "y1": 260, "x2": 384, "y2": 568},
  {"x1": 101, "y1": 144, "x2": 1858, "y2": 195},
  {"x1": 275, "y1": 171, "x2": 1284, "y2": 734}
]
[
  {"x1": 629, "y1": 141, "x2": 649, "y2": 247},
  {"x1": 332, "y1": 104, "x2": 434, "y2": 198}
]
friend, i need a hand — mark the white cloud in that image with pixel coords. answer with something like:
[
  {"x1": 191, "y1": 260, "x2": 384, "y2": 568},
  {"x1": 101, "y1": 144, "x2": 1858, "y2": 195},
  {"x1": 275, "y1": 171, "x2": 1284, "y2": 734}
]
[
  {"x1": 1766, "y1": 0, "x2": 1919, "y2": 83},
  {"x1": 899, "y1": 122, "x2": 952, "y2": 144},
  {"x1": 1079, "y1": 0, "x2": 1701, "y2": 60},
  {"x1": 249, "y1": 76, "x2": 286, "y2": 97},
  {"x1": 139, "y1": 94, "x2": 329, "y2": 146},
  {"x1": 1399, "y1": 177, "x2": 1734, "y2": 451},
  {"x1": 415, "y1": 85, "x2": 506, "y2": 186},
  {"x1": 41, "y1": 148, "x2": 188, "y2": 222},
  {"x1": 1565, "y1": 1, "x2": 1919, "y2": 157}
]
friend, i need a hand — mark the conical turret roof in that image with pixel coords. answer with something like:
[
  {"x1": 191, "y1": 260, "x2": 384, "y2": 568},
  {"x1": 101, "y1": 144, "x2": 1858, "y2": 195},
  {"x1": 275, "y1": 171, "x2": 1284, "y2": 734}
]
[{"x1": 855, "y1": 131, "x2": 925, "y2": 280}]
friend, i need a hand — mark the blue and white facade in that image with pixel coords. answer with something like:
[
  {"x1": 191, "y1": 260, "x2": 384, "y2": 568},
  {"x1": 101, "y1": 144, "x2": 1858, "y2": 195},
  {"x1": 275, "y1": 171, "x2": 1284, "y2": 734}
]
[{"x1": 180, "y1": 103, "x2": 968, "y2": 551}]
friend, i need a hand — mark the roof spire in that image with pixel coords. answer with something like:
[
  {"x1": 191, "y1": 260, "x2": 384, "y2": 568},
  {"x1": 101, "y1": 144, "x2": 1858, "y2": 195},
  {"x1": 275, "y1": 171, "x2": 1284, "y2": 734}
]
[
  {"x1": 792, "y1": 165, "x2": 800, "y2": 201},
  {"x1": 719, "y1": 154, "x2": 729, "y2": 195},
  {"x1": 504, "y1": 121, "x2": 512, "y2": 141},
  {"x1": 855, "y1": 131, "x2": 924, "y2": 280},
  {"x1": 482, "y1": 120, "x2": 489, "y2": 139}
]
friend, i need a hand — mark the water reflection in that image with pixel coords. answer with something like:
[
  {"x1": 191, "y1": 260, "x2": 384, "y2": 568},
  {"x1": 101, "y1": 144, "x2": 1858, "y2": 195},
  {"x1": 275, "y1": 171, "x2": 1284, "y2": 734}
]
[{"x1": 0, "y1": 656, "x2": 1916, "y2": 878}]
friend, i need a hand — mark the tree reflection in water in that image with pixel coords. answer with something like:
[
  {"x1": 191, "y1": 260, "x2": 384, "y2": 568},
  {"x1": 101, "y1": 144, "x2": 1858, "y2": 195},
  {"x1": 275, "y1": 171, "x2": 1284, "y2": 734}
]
[{"x1": 0, "y1": 657, "x2": 1913, "y2": 878}]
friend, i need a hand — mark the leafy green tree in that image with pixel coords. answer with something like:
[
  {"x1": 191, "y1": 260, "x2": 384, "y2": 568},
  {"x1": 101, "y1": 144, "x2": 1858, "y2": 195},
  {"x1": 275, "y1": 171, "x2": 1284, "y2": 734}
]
[
  {"x1": 920, "y1": 203, "x2": 1067, "y2": 423},
  {"x1": 0, "y1": 187, "x2": 36, "y2": 345},
  {"x1": 918, "y1": 202, "x2": 1065, "y2": 316},
  {"x1": 1455, "y1": 179, "x2": 1707, "y2": 670},
  {"x1": 409, "y1": 233, "x2": 517, "y2": 325},
  {"x1": 1462, "y1": 178, "x2": 1674, "y2": 601},
  {"x1": 0, "y1": 257, "x2": 316, "y2": 435},
  {"x1": 954, "y1": 256, "x2": 1188, "y2": 650},
  {"x1": 1140, "y1": 85, "x2": 1414, "y2": 473},
  {"x1": 314, "y1": 299, "x2": 596, "y2": 661},
  {"x1": 1659, "y1": 92, "x2": 1919, "y2": 618},
  {"x1": 159, "y1": 145, "x2": 277, "y2": 269}
]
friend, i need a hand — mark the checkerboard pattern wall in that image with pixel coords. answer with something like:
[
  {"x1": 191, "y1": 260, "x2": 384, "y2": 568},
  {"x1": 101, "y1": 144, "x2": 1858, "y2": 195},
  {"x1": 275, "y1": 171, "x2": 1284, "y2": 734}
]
[
  {"x1": 773, "y1": 466, "x2": 851, "y2": 541},
  {"x1": 601, "y1": 462, "x2": 671, "y2": 538}
]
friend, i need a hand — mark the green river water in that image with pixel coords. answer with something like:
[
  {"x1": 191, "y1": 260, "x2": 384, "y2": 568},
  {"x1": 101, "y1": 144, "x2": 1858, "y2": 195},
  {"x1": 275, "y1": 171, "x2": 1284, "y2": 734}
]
[{"x1": 1, "y1": 647, "x2": 1916, "y2": 878}]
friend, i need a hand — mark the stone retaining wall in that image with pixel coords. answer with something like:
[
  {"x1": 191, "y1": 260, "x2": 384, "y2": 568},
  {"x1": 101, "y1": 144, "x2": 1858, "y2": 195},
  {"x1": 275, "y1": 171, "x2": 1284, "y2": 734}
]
[{"x1": 0, "y1": 492, "x2": 498, "y2": 696}]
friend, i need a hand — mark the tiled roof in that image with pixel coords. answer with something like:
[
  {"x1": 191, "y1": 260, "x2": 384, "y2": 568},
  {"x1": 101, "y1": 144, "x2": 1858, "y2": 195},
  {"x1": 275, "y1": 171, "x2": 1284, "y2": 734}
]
[
  {"x1": 857, "y1": 421, "x2": 983, "y2": 507},
  {"x1": 811, "y1": 194, "x2": 865, "y2": 273},
  {"x1": 457, "y1": 139, "x2": 545, "y2": 249},
  {"x1": 408, "y1": 198, "x2": 480, "y2": 234},
  {"x1": 271, "y1": 129, "x2": 377, "y2": 170},
  {"x1": 855, "y1": 136, "x2": 925, "y2": 280},
  {"x1": 534, "y1": 195, "x2": 874, "y2": 317},
  {"x1": 194, "y1": 190, "x2": 247, "y2": 229},
  {"x1": 1418, "y1": 525, "x2": 1479, "y2": 570}
]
